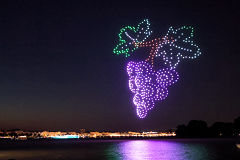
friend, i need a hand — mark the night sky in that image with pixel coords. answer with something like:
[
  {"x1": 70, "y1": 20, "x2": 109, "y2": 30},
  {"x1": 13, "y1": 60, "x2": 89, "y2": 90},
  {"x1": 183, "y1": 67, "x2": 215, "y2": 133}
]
[{"x1": 0, "y1": 0, "x2": 239, "y2": 131}]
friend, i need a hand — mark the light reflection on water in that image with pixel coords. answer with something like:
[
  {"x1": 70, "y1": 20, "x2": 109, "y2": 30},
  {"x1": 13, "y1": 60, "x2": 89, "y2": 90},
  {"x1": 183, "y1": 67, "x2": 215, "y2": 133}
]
[
  {"x1": 0, "y1": 139, "x2": 239, "y2": 160},
  {"x1": 106, "y1": 140, "x2": 212, "y2": 160}
]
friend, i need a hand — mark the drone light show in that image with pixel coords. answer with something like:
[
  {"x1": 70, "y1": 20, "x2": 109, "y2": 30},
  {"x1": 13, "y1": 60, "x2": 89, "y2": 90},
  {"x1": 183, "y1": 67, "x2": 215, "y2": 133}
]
[{"x1": 113, "y1": 19, "x2": 201, "y2": 118}]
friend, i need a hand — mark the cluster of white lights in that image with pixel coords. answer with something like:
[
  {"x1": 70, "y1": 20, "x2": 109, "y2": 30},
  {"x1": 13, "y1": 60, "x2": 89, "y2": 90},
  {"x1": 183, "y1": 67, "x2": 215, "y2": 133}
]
[{"x1": 156, "y1": 26, "x2": 201, "y2": 69}]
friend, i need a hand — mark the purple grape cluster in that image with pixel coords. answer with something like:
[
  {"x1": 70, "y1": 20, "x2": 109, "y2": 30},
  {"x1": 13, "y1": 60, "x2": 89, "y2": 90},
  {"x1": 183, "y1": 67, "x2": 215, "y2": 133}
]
[{"x1": 127, "y1": 61, "x2": 179, "y2": 118}]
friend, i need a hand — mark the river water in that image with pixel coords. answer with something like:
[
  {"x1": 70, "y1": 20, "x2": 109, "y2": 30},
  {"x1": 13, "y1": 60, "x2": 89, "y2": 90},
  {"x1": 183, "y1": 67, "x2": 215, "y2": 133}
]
[{"x1": 0, "y1": 139, "x2": 239, "y2": 160}]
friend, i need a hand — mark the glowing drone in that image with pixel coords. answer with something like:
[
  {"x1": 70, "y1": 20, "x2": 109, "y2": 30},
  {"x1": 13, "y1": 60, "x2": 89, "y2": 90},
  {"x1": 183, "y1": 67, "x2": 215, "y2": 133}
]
[{"x1": 113, "y1": 19, "x2": 201, "y2": 118}]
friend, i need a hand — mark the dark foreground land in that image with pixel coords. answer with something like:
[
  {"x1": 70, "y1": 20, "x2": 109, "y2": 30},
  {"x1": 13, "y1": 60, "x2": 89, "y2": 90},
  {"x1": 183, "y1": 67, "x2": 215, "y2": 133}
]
[{"x1": 0, "y1": 138, "x2": 240, "y2": 160}]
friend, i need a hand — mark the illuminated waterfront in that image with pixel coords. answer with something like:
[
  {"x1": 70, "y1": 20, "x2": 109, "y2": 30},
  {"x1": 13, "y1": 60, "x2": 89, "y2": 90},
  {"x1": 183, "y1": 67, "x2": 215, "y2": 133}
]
[{"x1": 0, "y1": 130, "x2": 176, "y2": 140}]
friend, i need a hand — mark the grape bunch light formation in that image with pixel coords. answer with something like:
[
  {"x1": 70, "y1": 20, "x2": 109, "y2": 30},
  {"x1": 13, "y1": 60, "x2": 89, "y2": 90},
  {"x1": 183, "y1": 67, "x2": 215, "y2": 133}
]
[{"x1": 113, "y1": 19, "x2": 201, "y2": 118}]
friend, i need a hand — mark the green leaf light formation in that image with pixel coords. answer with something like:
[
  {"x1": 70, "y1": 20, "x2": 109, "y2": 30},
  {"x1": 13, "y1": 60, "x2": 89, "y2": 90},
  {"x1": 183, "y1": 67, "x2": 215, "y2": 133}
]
[{"x1": 113, "y1": 19, "x2": 152, "y2": 57}]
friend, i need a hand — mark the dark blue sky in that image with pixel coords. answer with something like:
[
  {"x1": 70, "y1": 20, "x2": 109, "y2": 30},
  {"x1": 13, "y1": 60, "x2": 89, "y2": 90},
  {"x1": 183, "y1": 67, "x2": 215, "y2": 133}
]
[{"x1": 0, "y1": 0, "x2": 239, "y2": 131}]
